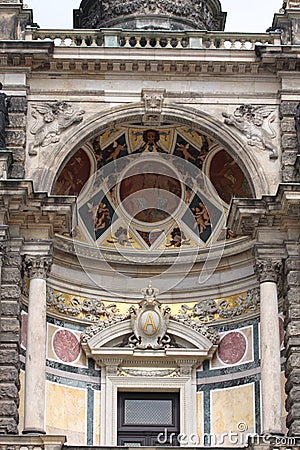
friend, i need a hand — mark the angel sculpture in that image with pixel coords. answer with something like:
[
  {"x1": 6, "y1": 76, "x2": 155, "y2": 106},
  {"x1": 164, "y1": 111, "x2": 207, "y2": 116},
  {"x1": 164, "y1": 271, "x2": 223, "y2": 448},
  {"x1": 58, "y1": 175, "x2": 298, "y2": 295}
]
[
  {"x1": 222, "y1": 104, "x2": 278, "y2": 159},
  {"x1": 30, "y1": 102, "x2": 85, "y2": 155}
]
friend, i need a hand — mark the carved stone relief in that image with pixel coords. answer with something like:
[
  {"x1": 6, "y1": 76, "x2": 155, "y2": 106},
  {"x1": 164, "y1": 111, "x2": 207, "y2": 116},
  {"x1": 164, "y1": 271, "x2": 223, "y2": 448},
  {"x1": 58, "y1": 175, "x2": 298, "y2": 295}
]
[
  {"x1": 254, "y1": 258, "x2": 282, "y2": 283},
  {"x1": 24, "y1": 255, "x2": 52, "y2": 280},
  {"x1": 142, "y1": 89, "x2": 165, "y2": 126},
  {"x1": 77, "y1": 0, "x2": 222, "y2": 31},
  {"x1": 223, "y1": 104, "x2": 278, "y2": 159},
  {"x1": 29, "y1": 102, "x2": 85, "y2": 155}
]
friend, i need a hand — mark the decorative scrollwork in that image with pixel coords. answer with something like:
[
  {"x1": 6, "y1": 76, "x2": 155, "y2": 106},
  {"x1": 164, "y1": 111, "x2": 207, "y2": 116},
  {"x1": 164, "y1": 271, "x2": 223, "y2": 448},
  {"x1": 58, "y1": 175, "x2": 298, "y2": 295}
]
[
  {"x1": 176, "y1": 288, "x2": 259, "y2": 323},
  {"x1": 47, "y1": 288, "x2": 121, "y2": 322}
]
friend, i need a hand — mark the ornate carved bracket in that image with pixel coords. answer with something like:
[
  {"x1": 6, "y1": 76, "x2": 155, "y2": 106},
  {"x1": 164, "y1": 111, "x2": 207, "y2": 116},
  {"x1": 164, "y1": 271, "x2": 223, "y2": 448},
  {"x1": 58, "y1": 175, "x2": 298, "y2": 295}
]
[
  {"x1": 142, "y1": 89, "x2": 165, "y2": 126},
  {"x1": 254, "y1": 258, "x2": 282, "y2": 283}
]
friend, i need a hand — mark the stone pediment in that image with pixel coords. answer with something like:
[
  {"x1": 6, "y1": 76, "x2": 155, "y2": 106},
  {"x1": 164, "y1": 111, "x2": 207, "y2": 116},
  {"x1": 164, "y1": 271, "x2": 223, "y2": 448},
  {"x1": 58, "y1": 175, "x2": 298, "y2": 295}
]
[{"x1": 81, "y1": 282, "x2": 219, "y2": 368}]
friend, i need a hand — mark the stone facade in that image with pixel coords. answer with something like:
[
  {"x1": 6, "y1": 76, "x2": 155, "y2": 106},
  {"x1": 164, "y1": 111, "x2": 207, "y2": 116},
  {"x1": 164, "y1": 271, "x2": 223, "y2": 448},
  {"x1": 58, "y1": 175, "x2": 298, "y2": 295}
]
[{"x1": 0, "y1": 1, "x2": 299, "y2": 448}]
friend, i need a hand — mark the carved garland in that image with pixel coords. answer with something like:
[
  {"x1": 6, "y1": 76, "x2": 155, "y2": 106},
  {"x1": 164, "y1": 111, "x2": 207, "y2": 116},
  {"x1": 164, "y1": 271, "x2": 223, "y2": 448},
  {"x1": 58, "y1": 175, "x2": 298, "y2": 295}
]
[{"x1": 46, "y1": 288, "x2": 259, "y2": 324}]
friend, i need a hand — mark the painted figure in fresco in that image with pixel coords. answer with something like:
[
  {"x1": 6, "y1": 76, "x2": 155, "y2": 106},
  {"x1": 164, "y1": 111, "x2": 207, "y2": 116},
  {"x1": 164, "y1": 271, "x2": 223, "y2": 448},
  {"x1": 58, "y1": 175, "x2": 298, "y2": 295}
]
[
  {"x1": 135, "y1": 129, "x2": 166, "y2": 153},
  {"x1": 92, "y1": 136, "x2": 105, "y2": 169},
  {"x1": 192, "y1": 201, "x2": 211, "y2": 234},
  {"x1": 195, "y1": 136, "x2": 210, "y2": 168},
  {"x1": 175, "y1": 142, "x2": 195, "y2": 161},
  {"x1": 53, "y1": 149, "x2": 90, "y2": 196},
  {"x1": 213, "y1": 152, "x2": 248, "y2": 203},
  {"x1": 107, "y1": 226, "x2": 133, "y2": 246},
  {"x1": 0, "y1": 83, "x2": 11, "y2": 149},
  {"x1": 94, "y1": 202, "x2": 111, "y2": 232},
  {"x1": 106, "y1": 141, "x2": 127, "y2": 161},
  {"x1": 166, "y1": 227, "x2": 190, "y2": 248}
]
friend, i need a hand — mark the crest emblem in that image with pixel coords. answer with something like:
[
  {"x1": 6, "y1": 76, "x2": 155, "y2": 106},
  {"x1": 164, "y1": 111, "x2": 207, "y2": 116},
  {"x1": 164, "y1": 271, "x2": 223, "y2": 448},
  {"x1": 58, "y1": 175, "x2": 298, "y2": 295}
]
[{"x1": 130, "y1": 281, "x2": 170, "y2": 349}]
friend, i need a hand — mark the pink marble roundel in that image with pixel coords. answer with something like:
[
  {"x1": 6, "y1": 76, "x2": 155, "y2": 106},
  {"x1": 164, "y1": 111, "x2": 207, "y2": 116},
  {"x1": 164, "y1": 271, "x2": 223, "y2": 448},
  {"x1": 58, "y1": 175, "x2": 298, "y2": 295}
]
[
  {"x1": 217, "y1": 331, "x2": 247, "y2": 365},
  {"x1": 53, "y1": 329, "x2": 80, "y2": 363}
]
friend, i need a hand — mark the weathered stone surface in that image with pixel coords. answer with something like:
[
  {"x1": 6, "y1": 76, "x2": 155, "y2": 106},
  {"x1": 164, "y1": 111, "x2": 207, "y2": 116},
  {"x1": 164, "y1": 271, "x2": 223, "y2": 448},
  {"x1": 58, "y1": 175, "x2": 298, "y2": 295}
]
[
  {"x1": 282, "y1": 166, "x2": 297, "y2": 182},
  {"x1": 0, "y1": 401, "x2": 18, "y2": 416},
  {"x1": 7, "y1": 113, "x2": 26, "y2": 128},
  {"x1": 9, "y1": 97, "x2": 27, "y2": 113},
  {"x1": 281, "y1": 134, "x2": 298, "y2": 149},
  {"x1": 6, "y1": 130, "x2": 26, "y2": 147},
  {"x1": 285, "y1": 307, "x2": 300, "y2": 320},
  {"x1": 281, "y1": 118, "x2": 297, "y2": 133},
  {"x1": 1, "y1": 268, "x2": 22, "y2": 285},
  {"x1": 0, "y1": 286, "x2": 21, "y2": 300},
  {"x1": 3, "y1": 253, "x2": 22, "y2": 268},
  {"x1": 0, "y1": 302, "x2": 20, "y2": 317},
  {"x1": 0, "y1": 14, "x2": 17, "y2": 40},
  {"x1": 0, "y1": 384, "x2": 18, "y2": 399},
  {"x1": 286, "y1": 322, "x2": 300, "y2": 338},
  {"x1": 280, "y1": 102, "x2": 299, "y2": 116},
  {"x1": 282, "y1": 151, "x2": 298, "y2": 165},
  {"x1": 10, "y1": 148, "x2": 25, "y2": 163},
  {"x1": 0, "y1": 367, "x2": 19, "y2": 383},
  {"x1": 9, "y1": 164, "x2": 25, "y2": 179},
  {"x1": 0, "y1": 347, "x2": 19, "y2": 365},
  {"x1": 0, "y1": 318, "x2": 20, "y2": 334},
  {"x1": 0, "y1": 417, "x2": 18, "y2": 434}
]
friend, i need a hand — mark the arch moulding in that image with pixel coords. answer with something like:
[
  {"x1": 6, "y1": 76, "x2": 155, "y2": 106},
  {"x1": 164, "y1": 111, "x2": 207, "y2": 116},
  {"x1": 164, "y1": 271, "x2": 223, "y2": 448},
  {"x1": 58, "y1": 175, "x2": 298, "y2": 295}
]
[{"x1": 27, "y1": 102, "x2": 269, "y2": 198}]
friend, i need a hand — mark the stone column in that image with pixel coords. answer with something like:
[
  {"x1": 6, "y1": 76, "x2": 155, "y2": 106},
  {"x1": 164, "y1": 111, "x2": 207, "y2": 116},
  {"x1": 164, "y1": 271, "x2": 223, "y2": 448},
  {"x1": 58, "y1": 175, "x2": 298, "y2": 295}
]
[
  {"x1": 283, "y1": 242, "x2": 300, "y2": 436},
  {"x1": 23, "y1": 255, "x2": 52, "y2": 435},
  {"x1": 254, "y1": 258, "x2": 283, "y2": 435}
]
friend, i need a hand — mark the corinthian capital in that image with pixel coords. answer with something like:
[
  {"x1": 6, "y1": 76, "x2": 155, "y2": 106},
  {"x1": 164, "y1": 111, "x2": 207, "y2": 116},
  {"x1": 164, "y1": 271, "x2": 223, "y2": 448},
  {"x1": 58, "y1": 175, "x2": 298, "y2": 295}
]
[
  {"x1": 254, "y1": 258, "x2": 282, "y2": 283},
  {"x1": 24, "y1": 255, "x2": 52, "y2": 280}
]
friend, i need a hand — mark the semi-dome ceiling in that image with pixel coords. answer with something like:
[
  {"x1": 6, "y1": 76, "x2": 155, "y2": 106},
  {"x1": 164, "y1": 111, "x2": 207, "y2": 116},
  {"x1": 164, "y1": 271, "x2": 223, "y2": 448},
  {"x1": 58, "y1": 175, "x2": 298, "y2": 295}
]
[
  {"x1": 73, "y1": 0, "x2": 227, "y2": 31},
  {"x1": 53, "y1": 124, "x2": 252, "y2": 255}
]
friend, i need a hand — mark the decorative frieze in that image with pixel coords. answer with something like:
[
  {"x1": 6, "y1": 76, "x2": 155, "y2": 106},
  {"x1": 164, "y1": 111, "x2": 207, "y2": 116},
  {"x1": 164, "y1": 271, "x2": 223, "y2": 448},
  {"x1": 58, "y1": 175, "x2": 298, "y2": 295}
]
[
  {"x1": 24, "y1": 256, "x2": 52, "y2": 280},
  {"x1": 176, "y1": 288, "x2": 259, "y2": 322},
  {"x1": 254, "y1": 258, "x2": 282, "y2": 283}
]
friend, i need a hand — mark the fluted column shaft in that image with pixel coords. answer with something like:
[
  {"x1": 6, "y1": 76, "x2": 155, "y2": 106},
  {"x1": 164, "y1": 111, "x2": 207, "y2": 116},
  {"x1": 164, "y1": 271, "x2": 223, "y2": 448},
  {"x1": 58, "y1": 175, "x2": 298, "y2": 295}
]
[
  {"x1": 254, "y1": 258, "x2": 283, "y2": 435},
  {"x1": 23, "y1": 256, "x2": 51, "y2": 435}
]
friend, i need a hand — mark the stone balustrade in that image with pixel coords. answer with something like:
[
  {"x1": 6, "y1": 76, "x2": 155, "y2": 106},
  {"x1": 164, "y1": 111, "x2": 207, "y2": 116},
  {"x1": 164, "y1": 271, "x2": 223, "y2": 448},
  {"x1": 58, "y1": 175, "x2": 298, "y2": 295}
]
[
  {"x1": 25, "y1": 28, "x2": 281, "y2": 50},
  {"x1": 0, "y1": 436, "x2": 66, "y2": 450}
]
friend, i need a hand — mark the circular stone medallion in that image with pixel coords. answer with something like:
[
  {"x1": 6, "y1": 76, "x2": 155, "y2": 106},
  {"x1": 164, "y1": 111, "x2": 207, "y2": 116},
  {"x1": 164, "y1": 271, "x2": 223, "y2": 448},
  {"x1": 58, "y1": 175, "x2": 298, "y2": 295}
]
[
  {"x1": 53, "y1": 329, "x2": 81, "y2": 363},
  {"x1": 217, "y1": 331, "x2": 247, "y2": 365}
]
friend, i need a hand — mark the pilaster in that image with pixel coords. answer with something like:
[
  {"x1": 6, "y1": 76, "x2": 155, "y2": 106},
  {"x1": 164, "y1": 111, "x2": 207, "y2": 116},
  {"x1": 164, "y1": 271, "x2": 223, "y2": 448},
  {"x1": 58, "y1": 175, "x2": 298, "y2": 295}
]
[
  {"x1": 284, "y1": 241, "x2": 300, "y2": 435},
  {"x1": 0, "y1": 239, "x2": 23, "y2": 435},
  {"x1": 279, "y1": 101, "x2": 299, "y2": 183}
]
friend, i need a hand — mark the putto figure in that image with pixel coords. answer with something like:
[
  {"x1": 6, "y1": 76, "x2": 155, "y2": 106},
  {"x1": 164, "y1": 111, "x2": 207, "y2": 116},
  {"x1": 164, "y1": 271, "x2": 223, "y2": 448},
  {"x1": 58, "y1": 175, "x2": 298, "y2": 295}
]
[{"x1": 0, "y1": 83, "x2": 11, "y2": 149}]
